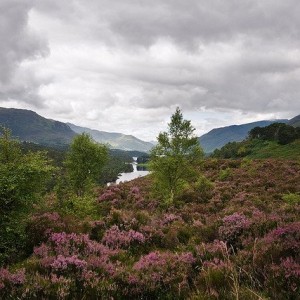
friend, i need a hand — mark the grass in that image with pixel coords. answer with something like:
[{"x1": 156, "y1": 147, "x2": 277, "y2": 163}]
[{"x1": 247, "y1": 139, "x2": 300, "y2": 159}]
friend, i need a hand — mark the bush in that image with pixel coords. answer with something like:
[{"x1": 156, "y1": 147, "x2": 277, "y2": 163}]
[
  {"x1": 125, "y1": 251, "x2": 196, "y2": 298},
  {"x1": 219, "y1": 213, "x2": 251, "y2": 249},
  {"x1": 219, "y1": 168, "x2": 232, "y2": 181},
  {"x1": 282, "y1": 193, "x2": 300, "y2": 205}
]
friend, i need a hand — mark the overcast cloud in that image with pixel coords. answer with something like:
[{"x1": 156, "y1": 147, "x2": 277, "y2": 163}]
[{"x1": 0, "y1": 0, "x2": 300, "y2": 140}]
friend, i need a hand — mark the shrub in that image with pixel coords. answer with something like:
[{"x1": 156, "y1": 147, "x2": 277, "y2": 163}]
[
  {"x1": 102, "y1": 225, "x2": 146, "y2": 249},
  {"x1": 26, "y1": 212, "x2": 66, "y2": 249},
  {"x1": 126, "y1": 251, "x2": 195, "y2": 298},
  {"x1": 219, "y1": 213, "x2": 251, "y2": 249},
  {"x1": 0, "y1": 268, "x2": 25, "y2": 299},
  {"x1": 282, "y1": 193, "x2": 300, "y2": 205},
  {"x1": 195, "y1": 176, "x2": 214, "y2": 195},
  {"x1": 219, "y1": 168, "x2": 232, "y2": 181}
]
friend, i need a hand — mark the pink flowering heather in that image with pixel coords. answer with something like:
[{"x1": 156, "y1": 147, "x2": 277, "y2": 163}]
[
  {"x1": 26, "y1": 231, "x2": 125, "y2": 298},
  {"x1": 133, "y1": 251, "x2": 166, "y2": 270},
  {"x1": 255, "y1": 222, "x2": 300, "y2": 267},
  {"x1": 263, "y1": 222, "x2": 300, "y2": 252},
  {"x1": 196, "y1": 240, "x2": 228, "y2": 262},
  {"x1": 33, "y1": 232, "x2": 121, "y2": 277},
  {"x1": 219, "y1": 212, "x2": 251, "y2": 247},
  {"x1": 202, "y1": 258, "x2": 230, "y2": 270},
  {"x1": 279, "y1": 257, "x2": 300, "y2": 279},
  {"x1": 127, "y1": 251, "x2": 195, "y2": 297},
  {"x1": 0, "y1": 268, "x2": 25, "y2": 298},
  {"x1": 0, "y1": 268, "x2": 25, "y2": 286},
  {"x1": 266, "y1": 257, "x2": 300, "y2": 298},
  {"x1": 162, "y1": 213, "x2": 182, "y2": 225},
  {"x1": 50, "y1": 255, "x2": 87, "y2": 271},
  {"x1": 98, "y1": 186, "x2": 122, "y2": 202},
  {"x1": 34, "y1": 243, "x2": 50, "y2": 257},
  {"x1": 26, "y1": 212, "x2": 67, "y2": 247},
  {"x1": 128, "y1": 186, "x2": 143, "y2": 202},
  {"x1": 102, "y1": 225, "x2": 145, "y2": 249},
  {"x1": 133, "y1": 250, "x2": 195, "y2": 273},
  {"x1": 34, "y1": 232, "x2": 119, "y2": 258}
]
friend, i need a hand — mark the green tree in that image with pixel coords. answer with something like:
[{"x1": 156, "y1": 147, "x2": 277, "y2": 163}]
[
  {"x1": 0, "y1": 127, "x2": 55, "y2": 264},
  {"x1": 65, "y1": 133, "x2": 108, "y2": 196},
  {"x1": 150, "y1": 108, "x2": 204, "y2": 205},
  {"x1": 0, "y1": 127, "x2": 54, "y2": 212}
]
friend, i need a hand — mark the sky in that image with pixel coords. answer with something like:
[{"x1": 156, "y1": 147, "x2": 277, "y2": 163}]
[{"x1": 1, "y1": 0, "x2": 300, "y2": 141}]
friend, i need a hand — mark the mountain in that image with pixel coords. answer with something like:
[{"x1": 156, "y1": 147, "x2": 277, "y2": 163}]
[
  {"x1": 199, "y1": 119, "x2": 288, "y2": 153},
  {"x1": 0, "y1": 107, "x2": 76, "y2": 148},
  {"x1": 67, "y1": 123, "x2": 154, "y2": 152},
  {"x1": 288, "y1": 114, "x2": 300, "y2": 127},
  {"x1": 0, "y1": 107, "x2": 154, "y2": 152}
]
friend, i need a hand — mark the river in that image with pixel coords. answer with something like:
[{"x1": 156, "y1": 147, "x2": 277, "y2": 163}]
[{"x1": 111, "y1": 157, "x2": 150, "y2": 185}]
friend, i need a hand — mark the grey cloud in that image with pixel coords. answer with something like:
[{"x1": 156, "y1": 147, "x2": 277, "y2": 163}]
[
  {"x1": 80, "y1": 0, "x2": 300, "y2": 49},
  {"x1": 2, "y1": 0, "x2": 300, "y2": 140},
  {"x1": 33, "y1": 0, "x2": 300, "y2": 48},
  {"x1": 0, "y1": 0, "x2": 48, "y2": 106}
]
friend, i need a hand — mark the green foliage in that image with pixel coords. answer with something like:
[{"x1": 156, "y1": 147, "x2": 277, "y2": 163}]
[
  {"x1": 150, "y1": 108, "x2": 204, "y2": 204},
  {"x1": 21, "y1": 141, "x2": 67, "y2": 167},
  {"x1": 0, "y1": 127, "x2": 55, "y2": 264},
  {"x1": 194, "y1": 175, "x2": 215, "y2": 199},
  {"x1": 65, "y1": 133, "x2": 108, "y2": 196},
  {"x1": 213, "y1": 138, "x2": 300, "y2": 160},
  {"x1": 282, "y1": 193, "x2": 300, "y2": 205},
  {"x1": 60, "y1": 195, "x2": 101, "y2": 220},
  {"x1": 213, "y1": 122, "x2": 300, "y2": 160},
  {"x1": 0, "y1": 127, "x2": 55, "y2": 212},
  {"x1": 247, "y1": 139, "x2": 300, "y2": 159},
  {"x1": 0, "y1": 211, "x2": 29, "y2": 264},
  {"x1": 98, "y1": 154, "x2": 133, "y2": 184},
  {"x1": 212, "y1": 141, "x2": 248, "y2": 159},
  {"x1": 249, "y1": 123, "x2": 300, "y2": 145},
  {"x1": 219, "y1": 168, "x2": 232, "y2": 181}
]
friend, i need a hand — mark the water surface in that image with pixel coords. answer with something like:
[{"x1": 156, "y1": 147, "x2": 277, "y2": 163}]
[{"x1": 116, "y1": 161, "x2": 149, "y2": 184}]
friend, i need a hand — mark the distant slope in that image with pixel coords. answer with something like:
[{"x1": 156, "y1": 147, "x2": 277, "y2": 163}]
[
  {"x1": 0, "y1": 107, "x2": 76, "y2": 147},
  {"x1": 199, "y1": 120, "x2": 288, "y2": 153},
  {"x1": 247, "y1": 139, "x2": 300, "y2": 159},
  {"x1": 213, "y1": 138, "x2": 300, "y2": 160},
  {"x1": 288, "y1": 114, "x2": 300, "y2": 127},
  {"x1": 67, "y1": 123, "x2": 153, "y2": 152}
]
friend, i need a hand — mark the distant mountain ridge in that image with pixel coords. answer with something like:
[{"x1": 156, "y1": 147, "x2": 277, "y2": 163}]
[
  {"x1": 0, "y1": 107, "x2": 76, "y2": 148},
  {"x1": 199, "y1": 119, "x2": 289, "y2": 153},
  {"x1": 1, "y1": 107, "x2": 298, "y2": 153},
  {"x1": 67, "y1": 123, "x2": 153, "y2": 152},
  {"x1": 0, "y1": 107, "x2": 153, "y2": 152},
  {"x1": 288, "y1": 114, "x2": 300, "y2": 127}
]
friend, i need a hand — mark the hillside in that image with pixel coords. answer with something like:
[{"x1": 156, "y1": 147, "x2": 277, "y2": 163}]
[
  {"x1": 2, "y1": 158, "x2": 300, "y2": 299},
  {"x1": 0, "y1": 107, "x2": 154, "y2": 151},
  {"x1": 68, "y1": 123, "x2": 153, "y2": 152},
  {"x1": 288, "y1": 114, "x2": 300, "y2": 127},
  {"x1": 246, "y1": 139, "x2": 300, "y2": 159},
  {"x1": 199, "y1": 119, "x2": 288, "y2": 153},
  {"x1": 0, "y1": 107, "x2": 76, "y2": 148},
  {"x1": 212, "y1": 122, "x2": 300, "y2": 160}
]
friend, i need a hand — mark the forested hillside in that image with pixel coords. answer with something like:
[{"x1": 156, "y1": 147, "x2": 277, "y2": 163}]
[
  {"x1": 198, "y1": 119, "x2": 288, "y2": 153},
  {"x1": 213, "y1": 123, "x2": 300, "y2": 159},
  {"x1": 0, "y1": 108, "x2": 76, "y2": 148}
]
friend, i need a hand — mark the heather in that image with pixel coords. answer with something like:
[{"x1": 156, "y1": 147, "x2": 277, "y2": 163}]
[{"x1": 0, "y1": 158, "x2": 299, "y2": 299}]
